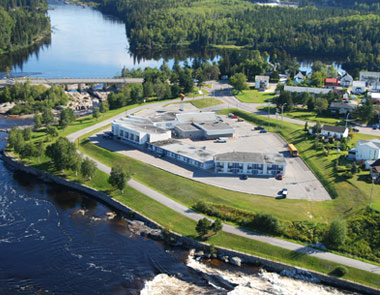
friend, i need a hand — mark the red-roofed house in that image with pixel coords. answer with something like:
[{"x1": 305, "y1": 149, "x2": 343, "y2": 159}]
[{"x1": 324, "y1": 78, "x2": 339, "y2": 88}]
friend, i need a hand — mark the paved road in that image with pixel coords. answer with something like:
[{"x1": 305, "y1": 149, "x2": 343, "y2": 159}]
[{"x1": 67, "y1": 96, "x2": 380, "y2": 276}]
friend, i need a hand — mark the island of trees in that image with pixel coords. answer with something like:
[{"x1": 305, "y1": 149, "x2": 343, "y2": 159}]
[{"x1": 0, "y1": 0, "x2": 50, "y2": 55}]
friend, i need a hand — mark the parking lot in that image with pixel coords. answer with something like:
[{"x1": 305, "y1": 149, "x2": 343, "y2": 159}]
[{"x1": 91, "y1": 111, "x2": 331, "y2": 201}]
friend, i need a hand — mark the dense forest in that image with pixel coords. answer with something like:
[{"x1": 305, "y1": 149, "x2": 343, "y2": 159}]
[
  {"x1": 88, "y1": 0, "x2": 380, "y2": 74},
  {"x1": 0, "y1": 0, "x2": 50, "y2": 54}
]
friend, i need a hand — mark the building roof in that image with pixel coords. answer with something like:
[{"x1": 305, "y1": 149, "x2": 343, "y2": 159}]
[
  {"x1": 149, "y1": 112, "x2": 178, "y2": 123},
  {"x1": 255, "y1": 75, "x2": 270, "y2": 81},
  {"x1": 329, "y1": 101, "x2": 358, "y2": 110},
  {"x1": 357, "y1": 139, "x2": 380, "y2": 150},
  {"x1": 370, "y1": 92, "x2": 380, "y2": 100},
  {"x1": 176, "y1": 112, "x2": 217, "y2": 123},
  {"x1": 325, "y1": 78, "x2": 338, "y2": 84},
  {"x1": 360, "y1": 71, "x2": 380, "y2": 79},
  {"x1": 174, "y1": 123, "x2": 200, "y2": 132},
  {"x1": 321, "y1": 125, "x2": 348, "y2": 134},
  {"x1": 193, "y1": 121, "x2": 234, "y2": 136},
  {"x1": 340, "y1": 73, "x2": 353, "y2": 81},
  {"x1": 114, "y1": 120, "x2": 168, "y2": 134},
  {"x1": 215, "y1": 152, "x2": 286, "y2": 165},
  {"x1": 353, "y1": 81, "x2": 366, "y2": 87},
  {"x1": 371, "y1": 158, "x2": 380, "y2": 167},
  {"x1": 150, "y1": 139, "x2": 215, "y2": 163},
  {"x1": 284, "y1": 86, "x2": 331, "y2": 94}
]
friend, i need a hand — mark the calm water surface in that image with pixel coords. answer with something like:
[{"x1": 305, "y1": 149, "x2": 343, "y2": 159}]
[{"x1": 10, "y1": 1, "x2": 167, "y2": 78}]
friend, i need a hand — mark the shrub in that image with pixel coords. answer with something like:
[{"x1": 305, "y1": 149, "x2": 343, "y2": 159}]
[
  {"x1": 250, "y1": 213, "x2": 282, "y2": 234},
  {"x1": 330, "y1": 266, "x2": 348, "y2": 277},
  {"x1": 325, "y1": 218, "x2": 347, "y2": 249}
]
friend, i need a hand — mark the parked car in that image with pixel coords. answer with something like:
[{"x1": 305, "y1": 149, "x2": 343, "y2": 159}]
[
  {"x1": 237, "y1": 118, "x2": 244, "y2": 122},
  {"x1": 215, "y1": 137, "x2": 227, "y2": 143},
  {"x1": 259, "y1": 129, "x2": 267, "y2": 133},
  {"x1": 254, "y1": 126, "x2": 264, "y2": 130},
  {"x1": 240, "y1": 175, "x2": 248, "y2": 180},
  {"x1": 102, "y1": 132, "x2": 114, "y2": 139},
  {"x1": 282, "y1": 188, "x2": 288, "y2": 197},
  {"x1": 372, "y1": 124, "x2": 378, "y2": 130},
  {"x1": 352, "y1": 128, "x2": 359, "y2": 132},
  {"x1": 230, "y1": 115, "x2": 238, "y2": 119},
  {"x1": 277, "y1": 174, "x2": 283, "y2": 180}
]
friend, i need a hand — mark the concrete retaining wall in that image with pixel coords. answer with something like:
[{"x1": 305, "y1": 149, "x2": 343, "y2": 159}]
[{"x1": 2, "y1": 152, "x2": 379, "y2": 295}]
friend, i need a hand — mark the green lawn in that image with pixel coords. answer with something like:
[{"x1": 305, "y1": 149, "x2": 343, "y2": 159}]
[
  {"x1": 235, "y1": 89, "x2": 276, "y2": 103},
  {"x1": 191, "y1": 98, "x2": 223, "y2": 109},
  {"x1": 258, "y1": 107, "x2": 343, "y2": 125}
]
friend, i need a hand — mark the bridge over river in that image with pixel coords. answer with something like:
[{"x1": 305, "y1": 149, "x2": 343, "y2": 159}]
[{"x1": 0, "y1": 78, "x2": 143, "y2": 90}]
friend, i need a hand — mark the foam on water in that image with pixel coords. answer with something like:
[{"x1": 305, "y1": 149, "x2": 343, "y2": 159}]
[{"x1": 141, "y1": 256, "x2": 357, "y2": 295}]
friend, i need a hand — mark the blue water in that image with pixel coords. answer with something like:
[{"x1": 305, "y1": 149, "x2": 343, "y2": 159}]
[{"x1": 11, "y1": 1, "x2": 166, "y2": 78}]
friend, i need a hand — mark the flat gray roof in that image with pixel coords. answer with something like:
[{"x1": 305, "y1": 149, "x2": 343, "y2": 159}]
[
  {"x1": 215, "y1": 152, "x2": 286, "y2": 165},
  {"x1": 175, "y1": 124, "x2": 200, "y2": 131},
  {"x1": 196, "y1": 121, "x2": 232, "y2": 131},
  {"x1": 149, "y1": 112, "x2": 178, "y2": 122},
  {"x1": 114, "y1": 120, "x2": 168, "y2": 134},
  {"x1": 150, "y1": 139, "x2": 214, "y2": 162}
]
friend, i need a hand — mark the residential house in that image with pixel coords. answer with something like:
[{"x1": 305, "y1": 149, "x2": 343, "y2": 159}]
[
  {"x1": 359, "y1": 71, "x2": 380, "y2": 87},
  {"x1": 355, "y1": 139, "x2": 380, "y2": 162},
  {"x1": 339, "y1": 73, "x2": 353, "y2": 87},
  {"x1": 352, "y1": 81, "x2": 366, "y2": 95},
  {"x1": 324, "y1": 78, "x2": 339, "y2": 88},
  {"x1": 321, "y1": 125, "x2": 349, "y2": 139},
  {"x1": 370, "y1": 159, "x2": 380, "y2": 183},
  {"x1": 255, "y1": 75, "x2": 270, "y2": 90},
  {"x1": 329, "y1": 101, "x2": 358, "y2": 115},
  {"x1": 284, "y1": 86, "x2": 331, "y2": 95},
  {"x1": 293, "y1": 72, "x2": 306, "y2": 84}
]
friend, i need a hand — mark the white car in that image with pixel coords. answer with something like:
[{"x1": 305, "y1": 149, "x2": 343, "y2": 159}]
[{"x1": 282, "y1": 188, "x2": 288, "y2": 197}]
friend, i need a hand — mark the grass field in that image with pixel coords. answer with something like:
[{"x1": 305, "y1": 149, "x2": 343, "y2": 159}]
[
  {"x1": 235, "y1": 89, "x2": 276, "y2": 103},
  {"x1": 258, "y1": 107, "x2": 343, "y2": 125},
  {"x1": 191, "y1": 98, "x2": 223, "y2": 109}
]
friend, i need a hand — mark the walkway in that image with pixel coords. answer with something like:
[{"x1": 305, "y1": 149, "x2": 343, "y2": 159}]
[{"x1": 67, "y1": 98, "x2": 380, "y2": 276}]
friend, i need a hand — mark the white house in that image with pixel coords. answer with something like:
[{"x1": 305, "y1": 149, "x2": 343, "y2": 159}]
[
  {"x1": 284, "y1": 86, "x2": 331, "y2": 95},
  {"x1": 255, "y1": 75, "x2": 269, "y2": 90},
  {"x1": 360, "y1": 71, "x2": 380, "y2": 86},
  {"x1": 352, "y1": 81, "x2": 366, "y2": 95},
  {"x1": 321, "y1": 125, "x2": 349, "y2": 139},
  {"x1": 339, "y1": 73, "x2": 353, "y2": 87},
  {"x1": 214, "y1": 152, "x2": 286, "y2": 177},
  {"x1": 329, "y1": 101, "x2": 358, "y2": 115},
  {"x1": 355, "y1": 139, "x2": 380, "y2": 162},
  {"x1": 293, "y1": 72, "x2": 306, "y2": 84}
]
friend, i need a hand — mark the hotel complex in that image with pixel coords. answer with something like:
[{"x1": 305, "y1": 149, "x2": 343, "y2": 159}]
[{"x1": 111, "y1": 111, "x2": 287, "y2": 177}]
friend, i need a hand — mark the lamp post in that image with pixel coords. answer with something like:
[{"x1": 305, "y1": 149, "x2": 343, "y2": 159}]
[
  {"x1": 370, "y1": 176, "x2": 376, "y2": 208},
  {"x1": 345, "y1": 112, "x2": 350, "y2": 129}
]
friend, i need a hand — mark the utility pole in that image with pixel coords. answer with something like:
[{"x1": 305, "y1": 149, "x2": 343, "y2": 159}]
[
  {"x1": 281, "y1": 103, "x2": 287, "y2": 129},
  {"x1": 345, "y1": 112, "x2": 350, "y2": 129}
]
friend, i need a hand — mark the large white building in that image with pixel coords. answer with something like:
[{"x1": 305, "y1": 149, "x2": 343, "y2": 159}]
[
  {"x1": 321, "y1": 125, "x2": 349, "y2": 139},
  {"x1": 214, "y1": 152, "x2": 286, "y2": 176},
  {"x1": 112, "y1": 118, "x2": 171, "y2": 144},
  {"x1": 255, "y1": 75, "x2": 270, "y2": 90},
  {"x1": 352, "y1": 81, "x2": 366, "y2": 95}
]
